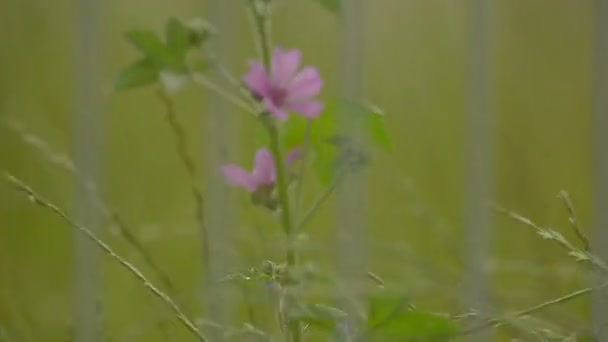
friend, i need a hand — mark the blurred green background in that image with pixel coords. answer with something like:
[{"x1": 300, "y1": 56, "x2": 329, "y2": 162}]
[{"x1": 0, "y1": 0, "x2": 596, "y2": 340}]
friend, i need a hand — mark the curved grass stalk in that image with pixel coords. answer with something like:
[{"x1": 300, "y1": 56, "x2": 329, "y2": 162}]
[{"x1": 5, "y1": 174, "x2": 208, "y2": 342}]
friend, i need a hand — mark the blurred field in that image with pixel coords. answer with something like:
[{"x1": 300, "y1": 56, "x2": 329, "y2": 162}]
[{"x1": 0, "y1": 0, "x2": 597, "y2": 340}]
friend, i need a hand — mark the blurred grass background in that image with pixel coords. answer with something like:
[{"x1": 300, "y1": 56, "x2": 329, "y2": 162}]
[{"x1": 0, "y1": 0, "x2": 596, "y2": 340}]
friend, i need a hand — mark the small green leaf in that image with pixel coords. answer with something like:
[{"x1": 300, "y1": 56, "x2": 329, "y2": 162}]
[
  {"x1": 114, "y1": 58, "x2": 160, "y2": 91},
  {"x1": 125, "y1": 28, "x2": 187, "y2": 72},
  {"x1": 316, "y1": 0, "x2": 341, "y2": 13},
  {"x1": 288, "y1": 303, "x2": 347, "y2": 330},
  {"x1": 125, "y1": 30, "x2": 172, "y2": 64},
  {"x1": 165, "y1": 18, "x2": 190, "y2": 57}
]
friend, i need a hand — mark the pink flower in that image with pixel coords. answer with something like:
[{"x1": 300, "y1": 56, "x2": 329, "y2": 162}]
[
  {"x1": 222, "y1": 147, "x2": 301, "y2": 192},
  {"x1": 243, "y1": 47, "x2": 324, "y2": 120},
  {"x1": 222, "y1": 148, "x2": 275, "y2": 192}
]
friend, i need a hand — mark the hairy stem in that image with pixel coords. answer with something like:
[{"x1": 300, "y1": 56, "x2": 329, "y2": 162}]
[{"x1": 6, "y1": 174, "x2": 208, "y2": 342}]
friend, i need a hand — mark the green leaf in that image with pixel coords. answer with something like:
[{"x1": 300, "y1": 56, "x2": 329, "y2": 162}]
[
  {"x1": 273, "y1": 99, "x2": 389, "y2": 185},
  {"x1": 288, "y1": 303, "x2": 347, "y2": 330},
  {"x1": 165, "y1": 18, "x2": 190, "y2": 58},
  {"x1": 125, "y1": 30, "x2": 172, "y2": 64},
  {"x1": 114, "y1": 58, "x2": 160, "y2": 91},
  {"x1": 368, "y1": 296, "x2": 458, "y2": 341},
  {"x1": 125, "y1": 28, "x2": 187, "y2": 72},
  {"x1": 316, "y1": 0, "x2": 341, "y2": 13}
]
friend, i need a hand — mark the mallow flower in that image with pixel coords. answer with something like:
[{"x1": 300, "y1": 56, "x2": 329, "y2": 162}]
[
  {"x1": 222, "y1": 147, "x2": 301, "y2": 192},
  {"x1": 243, "y1": 47, "x2": 324, "y2": 120}
]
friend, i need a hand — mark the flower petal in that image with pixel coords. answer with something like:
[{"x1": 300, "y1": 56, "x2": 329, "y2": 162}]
[
  {"x1": 271, "y1": 48, "x2": 301, "y2": 86},
  {"x1": 243, "y1": 61, "x2": 271, "y2": 97},
  {"x1": 222, "y1": 164, "x2": 257, "y2": 191},
  {"x1": 287, "y1": 101, "x2": 324, "y2": 118},
  {"x1": 264, "y1": 97, "x2": 289, "y2": 120},
  {"x1": 252, "y1": 148, "x2": 276, "y2": 185},
  {"x1": 286, "y1": 67, "x2": 323, "y2": 102}
]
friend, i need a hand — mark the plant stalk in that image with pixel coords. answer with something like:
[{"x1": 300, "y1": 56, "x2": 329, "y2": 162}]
[{"x1": 250, "y1": 1, "x2": 299, "y2": 340}]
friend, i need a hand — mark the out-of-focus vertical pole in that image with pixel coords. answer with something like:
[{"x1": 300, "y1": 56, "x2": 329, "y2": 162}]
[
  {"x1": 73, "y1": 0, "x2": 104, "y2": 341},
  {"x1": 336, "y1": 0, "x2": 367, "y2": 337},
  {"x1": 203, "y1": 0, "x2": 239, "y2": 338},
  {"x1": 464, "y1": 0, "x2": 494, "y2": 339},
  {"x1": 592, "y1": 0, "x2": 608, "y2": 339}
]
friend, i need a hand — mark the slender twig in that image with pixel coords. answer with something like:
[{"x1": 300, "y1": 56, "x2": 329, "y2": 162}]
[
  {"x1": 462, "y1": 282, "x2": 608, "y2": 335},
  {"x1": 5, "y1": 174, "x2": 208, "y2": 342},
  {"x1": 558, "y1": 190, "x2": 590, "y2": 250},
  {"x1": 492, "y1": 204, "x2": 608, "y2": 273},
  {"x1": 156, "y1": 90, "x2": 209, "y2": 272},
  {"x1": 3, "y1": 119, "x2": 176, "y2": 293}
]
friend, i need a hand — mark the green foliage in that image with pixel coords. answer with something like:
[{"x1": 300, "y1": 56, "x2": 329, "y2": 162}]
[
  {"x1": 315, "y1": 0, "x2": 341, "y2": 13},
  {"x1": 114, "y1": 58, "x2": 160, "y2": 91},
  {"x1": 367, "y1": 295, "x2": 458, "y2": 341},
  {"x1": 125, "y1": 29, "x2": 175, "y2": 67},
  {"x1": 279, "y1": 100, "x2": 391, "y2": 185},
  {"x1": 115, "y1": 18, "x2": 211, "y2": 91},
  {"x1": 165, "y1": 18, "x2": 190, "y2": 59}
]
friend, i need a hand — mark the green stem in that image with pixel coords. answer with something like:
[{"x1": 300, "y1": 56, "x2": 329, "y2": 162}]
[
  {"x1": 263, "y1": 117, "x2": 300, "y2": 342},
  {"x1": 251, "y1": 1, "x2": 272, "y2": 68},
  {"x1": 251, "y1": 2, "x2": 299, "y2": 341},
  {"x1": 264, "y1": 118, "x2": 295, "y2": 265}
]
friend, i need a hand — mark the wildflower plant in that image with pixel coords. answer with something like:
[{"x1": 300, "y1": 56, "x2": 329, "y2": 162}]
[
  {"x1": 3, "y1": 0, "x2": 603, "y2": 341},
  {"x1": 110, "y1": 0, "x2": 461, "y2": 340}
]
